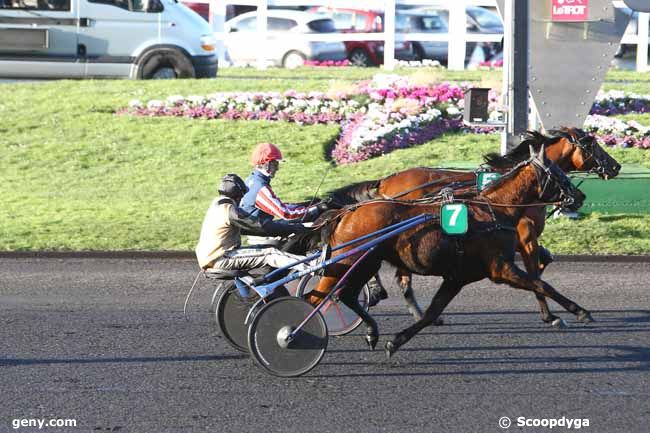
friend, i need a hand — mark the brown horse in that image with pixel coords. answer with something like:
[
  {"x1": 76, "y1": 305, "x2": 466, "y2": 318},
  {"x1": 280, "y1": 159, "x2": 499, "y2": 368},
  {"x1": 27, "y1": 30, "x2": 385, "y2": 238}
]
[
  {"x1": 310, "y1": 146, "x2": 590, "y2": 354},
  {"x1": 326, "y1": 128, "x2": 620, "y2": 326}
]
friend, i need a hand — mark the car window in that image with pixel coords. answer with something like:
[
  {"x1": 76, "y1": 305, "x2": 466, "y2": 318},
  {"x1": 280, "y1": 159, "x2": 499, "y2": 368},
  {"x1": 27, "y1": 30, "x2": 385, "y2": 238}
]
[
  {"x1": 88, "y1": 0, "x2": 130, "y2": 11},
  {"x1": 87, "y1": 0, "x2": 160, "y2": 11},
  {"x1": 268, "y1": 17, "x2": 297, "y2": 31},
  {"x1": 421, "y1": 15, "x2": 445, "y2": 31},
  {"x1": 307, "y1": 18, "x2": 336, "y2": 33},
  {"x1": 471, "y1": 7, "x2": 502, "y2": 28},
  {"x1": 396, "y1": 14, "x2": 411, "y2": 31},
  {"x1": 332, "y1": 12, "x2": 354, "y2": 30},
  {"x1": 355, "y1": 13, "x2": 367, "y2": 30},
  {"x1": 0, "y1": 0, "x2": 70, "y2": 10},
  {"x1": 234, "y1": 16, "x2": 257, "y2": 32}
]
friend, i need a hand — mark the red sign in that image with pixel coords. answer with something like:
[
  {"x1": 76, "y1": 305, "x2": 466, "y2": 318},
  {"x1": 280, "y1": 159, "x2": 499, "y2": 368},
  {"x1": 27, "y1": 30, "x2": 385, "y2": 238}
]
[{"x1": 551, "y1": 0, "x2": 589, "y2": 22}]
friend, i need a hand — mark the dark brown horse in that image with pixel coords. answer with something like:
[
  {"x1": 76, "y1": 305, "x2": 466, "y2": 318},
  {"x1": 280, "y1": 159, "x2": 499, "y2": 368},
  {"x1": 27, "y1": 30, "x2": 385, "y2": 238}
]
[
  {"x1": 309, "y1": 146, "x2": 590, "y2": 354},
  {"x1": 326, "y1": 128, "x2": 620, "y2": 326}
]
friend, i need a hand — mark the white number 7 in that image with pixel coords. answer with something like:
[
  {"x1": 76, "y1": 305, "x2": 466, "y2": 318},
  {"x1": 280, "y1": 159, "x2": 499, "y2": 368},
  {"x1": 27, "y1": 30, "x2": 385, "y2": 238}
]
[{"x1": 447, "y1": 204, "x2": 462, "y2": 226}]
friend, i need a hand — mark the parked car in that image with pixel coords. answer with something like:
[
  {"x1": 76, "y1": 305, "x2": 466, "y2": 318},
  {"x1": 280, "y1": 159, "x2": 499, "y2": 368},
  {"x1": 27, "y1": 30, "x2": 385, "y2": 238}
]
[
  {"x1": 0, "y1": 0, "x2": 218, "y2": 79},
  {"x1": 411, "y1": 5, "x2": 503, "y2": 62},
  {"x1": 224, "y1": 10, "x2": 347, "y2": 68},
  {"x1": 396, "y1": 10, "x2": 449, "y2": 62},
  {"x1": 307, "y1": 7, "x2": 413, "y2": 66}
]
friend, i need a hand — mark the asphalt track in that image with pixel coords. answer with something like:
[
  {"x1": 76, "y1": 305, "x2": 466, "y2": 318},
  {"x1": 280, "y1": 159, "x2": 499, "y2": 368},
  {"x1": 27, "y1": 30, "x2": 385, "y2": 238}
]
[{"x1": 1, "y1": 257, "x2": 649, "y2": 433}]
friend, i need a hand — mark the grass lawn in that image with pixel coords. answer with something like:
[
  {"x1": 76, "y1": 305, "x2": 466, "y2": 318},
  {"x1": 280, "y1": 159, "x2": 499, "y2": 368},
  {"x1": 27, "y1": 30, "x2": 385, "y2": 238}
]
[{"x1": 2, "y1": 66, "x2": 650, "y2": 254}]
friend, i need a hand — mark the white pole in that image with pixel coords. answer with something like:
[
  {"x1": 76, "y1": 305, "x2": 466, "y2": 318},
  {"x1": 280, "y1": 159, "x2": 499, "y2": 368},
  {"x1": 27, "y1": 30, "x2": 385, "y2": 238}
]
[
  {"x1": 256, "y1": 0, "x2": 268, "y2": 70},
  {"x1": 383, "y1": 0, "x2": 396, "y2": 71},
  {"x1": 211, "y1": 0, "x2": 227, "y2": 66},
  {"x1": 447, "y1": 0, "x2": 467, "y2": 70},
  {"x1": 637, "y1": 12, "x2": 649, "y2": 72},
  {"x1": 501, "y1": 0, "x2": 513, "y2": 155}
]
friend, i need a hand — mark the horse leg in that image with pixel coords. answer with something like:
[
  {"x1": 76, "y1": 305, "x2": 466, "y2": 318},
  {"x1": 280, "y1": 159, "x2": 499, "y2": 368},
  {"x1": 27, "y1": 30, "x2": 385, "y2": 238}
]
[
  {"x1": 490, "y1": 260, "x2": 593, "y2": 326},
  {"x1": 339, "y1": 262, "x2": 383, "y2": 350},
  {"x1": 395, "y1": 267, "x2": 423, "y2": 321},
  {"x1": 516, "y1": 219, "x2": 559, "y2": 325},
  {"x1": 538, "y1": 245, "x2": 554, "y2": 276},
  {"x1": 394, "y1": 268, "x2": 444, "y2": 325},
  {"x1": 340, "y1": 288, "x2": 381, "y2": 350},
  {"x1": 385, "y1": 278, "x2": 464, "y2": 358}
]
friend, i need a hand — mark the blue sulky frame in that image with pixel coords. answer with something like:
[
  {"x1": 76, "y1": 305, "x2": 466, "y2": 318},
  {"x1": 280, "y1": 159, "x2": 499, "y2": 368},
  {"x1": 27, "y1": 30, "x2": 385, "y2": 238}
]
[{"x1": 239, "y1": 213, "x2": 435, "y2": 340}]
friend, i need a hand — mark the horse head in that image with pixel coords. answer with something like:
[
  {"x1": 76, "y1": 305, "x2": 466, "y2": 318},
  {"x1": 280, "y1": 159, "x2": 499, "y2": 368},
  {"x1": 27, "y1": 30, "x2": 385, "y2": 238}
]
[
  {"x1": 528, "y1": 144, "x2": 586, "y2": 212},
  {"x1": 550, "y1": 127, "x2": 621, "y2": 179}
]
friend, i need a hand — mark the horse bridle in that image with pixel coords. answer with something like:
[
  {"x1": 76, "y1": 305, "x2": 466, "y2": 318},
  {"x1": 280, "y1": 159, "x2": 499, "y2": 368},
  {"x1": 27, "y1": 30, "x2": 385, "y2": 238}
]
[
  {"x1": 570, "y1": 133, "x2": 614, "y2": 178},
  {"x1": 530, "y1": 156, "x2": 578, "y2": 209}
]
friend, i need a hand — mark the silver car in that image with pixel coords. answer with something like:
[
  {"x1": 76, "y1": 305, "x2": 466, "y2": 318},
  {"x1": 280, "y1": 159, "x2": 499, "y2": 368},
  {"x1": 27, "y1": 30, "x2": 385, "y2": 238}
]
[
  {"x1": 224, "y1": 10, "x2": 347, "y2": 68},
  {"x1": 396, "y1": 10, "x2": 449, "y2": 62}
]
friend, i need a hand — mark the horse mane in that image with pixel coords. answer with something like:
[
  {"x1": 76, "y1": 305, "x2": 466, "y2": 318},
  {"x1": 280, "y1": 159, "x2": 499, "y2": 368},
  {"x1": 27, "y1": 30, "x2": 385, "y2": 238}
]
[
  {"x1": 324, "y1": 179, "x2": 380, "y2": 206},
  {"x1": 482, "y1": 131, "x2": 563, "y2": 169}
]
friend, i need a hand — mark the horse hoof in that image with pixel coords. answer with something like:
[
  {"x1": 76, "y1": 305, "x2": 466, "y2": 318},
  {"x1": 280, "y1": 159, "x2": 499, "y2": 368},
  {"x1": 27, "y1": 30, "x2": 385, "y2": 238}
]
[
  {"x1": 365, "y1": 335, "x2": 378, "y2": 351},
  {"x1": 385, "y1": 341, "x2": 396, "y2": 359},
  {"x1": 542, "y1": 315, "x2": 559, "y2": 324},
  {"x1": 551, "y1": 318, "x2": 568, "y2": 330},
  {"x1": 577, "y1": 311, "x2": 594, "y2": 324}
]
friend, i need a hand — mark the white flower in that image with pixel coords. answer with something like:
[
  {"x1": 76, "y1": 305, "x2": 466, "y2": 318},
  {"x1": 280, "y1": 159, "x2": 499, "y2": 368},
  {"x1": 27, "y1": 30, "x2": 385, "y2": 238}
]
[
  {"x1": 446, "y1": 106, "x2": 460, "y2": 116},
  {"x1": 187, "y1": 95, "x2": 206, "y2": 105},
  {"x1": 146, "y1": 100, "x2": 164, "y2": 109},
  {"x1": 166, "y1": 95, "x2": 185, "y2": 106},
  {"x1": 129, "y1": 99, "x2": 142, "y2": 109}
]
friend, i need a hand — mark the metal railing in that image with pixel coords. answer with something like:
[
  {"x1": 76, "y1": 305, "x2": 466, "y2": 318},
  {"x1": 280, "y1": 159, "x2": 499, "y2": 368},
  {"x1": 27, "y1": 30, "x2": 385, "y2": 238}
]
[{"x1": 195, "y1": 0, "x2": 649, "y2": 71}]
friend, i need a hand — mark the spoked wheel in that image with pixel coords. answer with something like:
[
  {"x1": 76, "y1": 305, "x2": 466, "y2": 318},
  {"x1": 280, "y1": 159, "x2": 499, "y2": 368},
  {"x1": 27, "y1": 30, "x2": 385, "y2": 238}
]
[
  {"x1": 214, "y1": 284, "x2": 260, "y2": 353},
  {"x1": 295, "y1": 274, "x2": 369, "y2": 336},
  {"x1": 248, "y1": 297, "x2": 328, "y2": 377}
]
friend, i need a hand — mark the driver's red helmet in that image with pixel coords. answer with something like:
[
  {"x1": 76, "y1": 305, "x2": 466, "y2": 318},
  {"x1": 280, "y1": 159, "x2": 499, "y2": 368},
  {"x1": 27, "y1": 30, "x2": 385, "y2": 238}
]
[{"x1": 251, "y1": 142, "x2": 283, "y2": 166}]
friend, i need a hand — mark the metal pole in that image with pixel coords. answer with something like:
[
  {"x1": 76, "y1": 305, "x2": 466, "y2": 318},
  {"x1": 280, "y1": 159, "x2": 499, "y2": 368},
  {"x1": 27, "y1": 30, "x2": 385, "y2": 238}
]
[
  {"x1": 256, "y1": 0, "x2": 268, "y2": 70},
  {"x1": 637, "y1": 12, "x2": 649, "y2": 72},
  {"x1": 383, "y1": 0, "x2": 396, "y2": 71},
  {"x1": 502, "y1": 0, "x2": 529, "y2": 154}
]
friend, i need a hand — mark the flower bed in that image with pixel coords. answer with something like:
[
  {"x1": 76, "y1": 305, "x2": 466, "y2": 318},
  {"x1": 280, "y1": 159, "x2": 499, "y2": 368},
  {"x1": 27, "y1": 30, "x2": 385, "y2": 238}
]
[
  {"x1": 121, "y1": 75, "x2": 650, "y2": 165},
  {"x1": 591, "y1": 90, "x2": 650, "y2": 116}
]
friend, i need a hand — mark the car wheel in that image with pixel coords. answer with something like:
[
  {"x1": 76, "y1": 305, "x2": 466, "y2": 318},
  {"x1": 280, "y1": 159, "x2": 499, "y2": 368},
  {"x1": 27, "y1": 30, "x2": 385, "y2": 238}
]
[
  {"x1": 349, "y1": 48, "x2": 371, "y2": 67},
  {"x1": 138, "y1": 48, "x2": 195, "y2": 80},
  {"x1": 412, "y1": 43, "x2": 425, "y2": 61},
  {"x1": 282, "y1": 51, "x2": 306, "y2": 69}
]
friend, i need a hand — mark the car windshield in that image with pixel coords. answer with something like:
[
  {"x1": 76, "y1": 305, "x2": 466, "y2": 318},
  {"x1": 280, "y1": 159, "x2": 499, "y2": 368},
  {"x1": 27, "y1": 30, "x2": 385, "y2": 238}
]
[
  {"x1": 470, "y1": 7, "x2": 502, "y2": 28},
  {"x1": 307, "y1": 18, "x2": 337, "y2": 33}
]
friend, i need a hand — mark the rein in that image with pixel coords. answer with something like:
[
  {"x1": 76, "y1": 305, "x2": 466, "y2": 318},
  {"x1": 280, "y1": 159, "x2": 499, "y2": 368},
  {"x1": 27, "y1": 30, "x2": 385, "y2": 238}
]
[{"x1": 384, "y1": 172, "x2": 476, "y2": 200}]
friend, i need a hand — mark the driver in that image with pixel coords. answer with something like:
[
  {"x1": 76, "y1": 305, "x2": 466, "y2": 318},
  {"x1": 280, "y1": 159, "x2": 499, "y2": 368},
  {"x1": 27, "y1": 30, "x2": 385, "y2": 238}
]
[
  {"x1": 241, "y1": 142, "x2": 327, "y2": 225},
  {"x1": 195, "y1": 174, "x2": 312, "y2": 274}
]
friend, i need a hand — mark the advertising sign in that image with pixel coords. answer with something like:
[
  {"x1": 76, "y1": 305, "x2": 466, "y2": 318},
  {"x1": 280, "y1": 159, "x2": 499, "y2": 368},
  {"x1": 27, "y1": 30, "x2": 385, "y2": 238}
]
[{"x1": 551, "y1": 0, "x2": 589, "y2": 22}]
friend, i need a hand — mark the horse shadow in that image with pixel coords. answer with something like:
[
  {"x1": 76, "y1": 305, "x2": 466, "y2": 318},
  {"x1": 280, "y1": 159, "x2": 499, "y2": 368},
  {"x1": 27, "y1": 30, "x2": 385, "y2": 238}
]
[{"x1": 319, "y1": 309, "x2": 650, "y2": 378}]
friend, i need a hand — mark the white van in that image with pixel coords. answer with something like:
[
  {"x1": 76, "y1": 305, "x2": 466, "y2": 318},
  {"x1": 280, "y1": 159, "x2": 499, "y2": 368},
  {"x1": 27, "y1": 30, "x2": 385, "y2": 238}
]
[{"x1": 0, "y1": 0, "x2": 217, "y2": 78}]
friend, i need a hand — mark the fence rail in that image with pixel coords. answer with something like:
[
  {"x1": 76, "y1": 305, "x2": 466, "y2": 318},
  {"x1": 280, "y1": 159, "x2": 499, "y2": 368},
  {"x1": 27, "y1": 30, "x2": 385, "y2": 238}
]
[{"x1": 198, "y1": 0, "x2": 649, "y2": 71}]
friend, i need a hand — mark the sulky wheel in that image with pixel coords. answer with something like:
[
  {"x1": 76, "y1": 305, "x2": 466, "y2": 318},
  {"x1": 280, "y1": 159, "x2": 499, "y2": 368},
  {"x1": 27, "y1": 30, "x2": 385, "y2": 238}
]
[
  {"x1": 214, "y1": 284, "x2": 260, "y2": 353},
  {"x1": 295, "y1": 274, "x2": 369, "y2": 336},
  {"x1": 247, "y1": 297, "x2": 328, "y2": 377}
]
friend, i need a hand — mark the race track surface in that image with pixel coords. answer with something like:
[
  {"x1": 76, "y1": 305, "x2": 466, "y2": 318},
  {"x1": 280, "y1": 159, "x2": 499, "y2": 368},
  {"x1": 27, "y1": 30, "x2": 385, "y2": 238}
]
[{"x1": 1, "y1": 258, "x2": 649, "y2": 433}]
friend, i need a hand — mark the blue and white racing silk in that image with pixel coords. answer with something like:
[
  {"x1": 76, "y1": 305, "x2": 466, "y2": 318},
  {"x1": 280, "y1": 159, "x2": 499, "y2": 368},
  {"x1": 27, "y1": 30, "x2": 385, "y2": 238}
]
[{"x1": 241, "y1": 169, "x2": 309, "y2": 223}]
